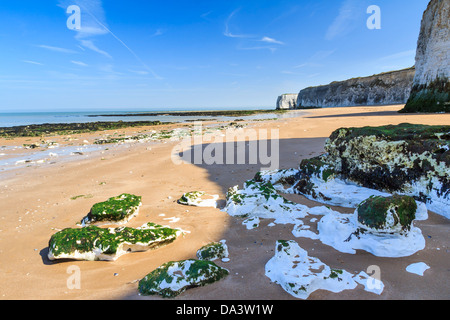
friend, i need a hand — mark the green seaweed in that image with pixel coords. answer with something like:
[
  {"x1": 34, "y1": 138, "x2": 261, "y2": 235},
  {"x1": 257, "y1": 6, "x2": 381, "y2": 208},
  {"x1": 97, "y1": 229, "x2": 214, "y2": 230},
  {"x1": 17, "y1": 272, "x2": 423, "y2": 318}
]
[
  {"x1": 329, "y1": 123, "x2": 450, "y2": 143},
  {"x1": 325, "y1": 123, "x2": 450, "y2": 198},
  {"x1": 196, "y1": 242, "x2": 227, "y2": 261},
  {"x1": 299, "y1": 157, "x2": 335, "y2": 182},
  {"x1": 48, "y1": 223, "x2": 179, "y2": 260},
  {"x1": 138, "y1": 259, "x2": 229, "y2": 298},
  {"x1": 357, "y1": 195, "x2": 417, "y2": 232},
  {"x1": 178, "y1": 191, "x2": 205, "y2": 205},
  {"x1": 400, "y1": 76, "x2": 450, "y2": 113},
  {"x1": 82, "y1": 193, "x2": 142, "y2": 225},
  {"x1": 0, "y1": 121, "x2": 167, "y2": 138}
]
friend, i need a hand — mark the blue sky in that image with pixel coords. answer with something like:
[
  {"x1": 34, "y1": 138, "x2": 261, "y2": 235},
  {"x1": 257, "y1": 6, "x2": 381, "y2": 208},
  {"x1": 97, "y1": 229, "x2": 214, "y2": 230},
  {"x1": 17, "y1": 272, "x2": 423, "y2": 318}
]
[{"x1": 0, "y1": 0, "x2": 429, "y2": 112}]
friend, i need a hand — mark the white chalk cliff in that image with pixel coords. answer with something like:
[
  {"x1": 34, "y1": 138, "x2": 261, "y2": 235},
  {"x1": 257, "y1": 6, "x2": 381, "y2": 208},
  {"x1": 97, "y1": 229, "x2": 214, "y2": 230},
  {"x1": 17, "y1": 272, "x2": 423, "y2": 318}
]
[
  {"x1": 276, "y1": 94, "x2": 298, "y2": 110},
  {"x1": 296, "y1": 68, "x2": 415, "y2": 108},
  {"x1": 402, "y1": 0, "x2": 450, "y2": 113}
]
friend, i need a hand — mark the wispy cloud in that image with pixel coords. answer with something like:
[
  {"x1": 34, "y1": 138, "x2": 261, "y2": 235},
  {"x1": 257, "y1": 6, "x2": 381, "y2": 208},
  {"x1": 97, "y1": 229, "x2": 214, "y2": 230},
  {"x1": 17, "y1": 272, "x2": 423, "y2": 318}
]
[
  {"x1": 325, "y1": 0, "x2": 365, "y2": 40},
  {"x1": 378, "y1": 50, "x2": 416, "y2": 61},
  {"x1": 79, "y1": 39, "x2": 111, "y2": 59},
  {"x1": 267, "y1": 5, "x2": 301, "y2": 27},
  {"x1": 59, "y1": 0, "x2": 110, "y2": 57},
  {"x1": 376, "y1": 49, "x2": 416, "y2": 71},
  {"x1": 260, "y1": 36, "x2": 284, "y2": 45},
  {"x1": 128, "y1": 69, "x2": 150, "y2": 75},
  {"x1": 38, "y1": 45, "x2": 78, "y2": 54},
  {"x1": 224, "y1": 9, "x2": 253, "y2": 38},
  {"x1": 59, "y1": 0, "x2": 163, "y2": 80},
  {"x1": 310, "y1": 49, "x2": 336, "y2": 60},
  {"x1": 293, "y1": 50, "x2": 336, "y2": 69},
  {"x1": 281, "y1": 70, "x2": 304, "y2": 75},
  {"x1": 23, "y1": 60, "x2": 44, "y2": 66},
  {"x1": 294, "y1": 62, "x2": 323, "y2": 69},
  {"x1": 238, "y1": 46, "x2": 278, "y2": 53},
  {"x1": 71, "y1": 60, "x2": 88, "y2": 67},
  {"x1": 201, "y1": 11, "x2": 213, "y2": 21},
  {"x1": 151, "y1": 29, "x2": 164, "y2": 37},
  {"x1": 224, "y1": 9, "x2": 285, "y2": 53}
]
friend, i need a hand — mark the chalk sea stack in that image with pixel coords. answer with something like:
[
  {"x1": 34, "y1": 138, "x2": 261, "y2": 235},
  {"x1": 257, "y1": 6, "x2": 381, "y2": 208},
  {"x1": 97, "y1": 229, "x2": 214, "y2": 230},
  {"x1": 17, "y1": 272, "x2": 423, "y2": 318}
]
[
  {"x1": 276, "y1": 94, "x2": 298, "y2": 110},
  {"x1": 401, "y1": 0, "x2": 450, "y2": 113}
]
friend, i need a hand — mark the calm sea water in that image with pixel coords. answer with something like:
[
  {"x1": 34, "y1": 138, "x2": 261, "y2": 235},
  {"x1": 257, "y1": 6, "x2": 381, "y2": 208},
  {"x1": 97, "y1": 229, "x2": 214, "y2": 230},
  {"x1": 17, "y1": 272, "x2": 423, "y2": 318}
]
[{"x1": 0, "y1": 110, "x2": 297, "y2": 128}]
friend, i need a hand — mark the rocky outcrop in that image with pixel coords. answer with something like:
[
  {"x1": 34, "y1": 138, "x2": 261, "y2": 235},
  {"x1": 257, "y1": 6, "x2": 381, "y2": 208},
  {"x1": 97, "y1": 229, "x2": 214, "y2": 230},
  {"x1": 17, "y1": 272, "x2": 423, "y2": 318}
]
[
  {"x1": 293, "y1": 123, "x2": 450, "y2": 218},
  {"x1": 48, "y1": 223, "x2": 181, "y2": 261},
  {"x1": 178, "y1": 191, "x2": 219, "y2": 208},
  {"x1": 401, "y1": 0, "x2": 450, "y2": 113},
  {"x1": 196, "y1": 240, "x2": 229, "y2": 261},
  {"x1": 296, "y1": 67, "x2": 415, "y2": 108},
  {"x1": 138, "y1": 259, "x2": 229, "y2": 298},
  {"x1": 80, "y1": 193, "x2": 142, "y2": 226},
  {"x1": 276, "y1": 94, "x2": 298, "y2": 110}
]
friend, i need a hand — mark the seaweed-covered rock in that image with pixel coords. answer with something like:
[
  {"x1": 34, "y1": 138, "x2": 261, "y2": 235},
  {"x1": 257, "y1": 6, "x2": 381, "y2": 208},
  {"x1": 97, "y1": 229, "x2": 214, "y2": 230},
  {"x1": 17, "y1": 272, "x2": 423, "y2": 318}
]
[
  {"x1": 80, "y1": 193, "x2": 142, "y2": 226},
  {"x1": 0, "y1": 121, "x2": 165, "y2": 138},
  {"x1": 178, "y1": 191, "x2": 219, "y2": 208},
  {"x1": 48, "y1": 223, "x2": 180, "y2": 261},
  {"x1": 138, "y1": 259, "x2": 229, "y2": 298},
  {"x1": 253, "y1": 169, "x2": 298, "y2": 188},
  {"x1": 265, "y1": 240, "x2": 358, "y2": 299},
  {"x1": 317, "y1": 200, "x2": 428, "y2": 257},
  {"x1": 356, "y1": 195, "x2": 417, "y2": 233},
  {"x1": 196, "y1": 240, "x2": 229, "y2": 261},
  {"x1": 292, "y1": 156, "x2": 338, "y2": 202},
  {"x1": 223, "y1": 180, "x2": 309, "y2": 223},
  {"x1": 322, "y1": 123, "x2": 449, "y2": 217},
  {"x1": 298, "y1": 157, "x2": 335, "y2": 182}
]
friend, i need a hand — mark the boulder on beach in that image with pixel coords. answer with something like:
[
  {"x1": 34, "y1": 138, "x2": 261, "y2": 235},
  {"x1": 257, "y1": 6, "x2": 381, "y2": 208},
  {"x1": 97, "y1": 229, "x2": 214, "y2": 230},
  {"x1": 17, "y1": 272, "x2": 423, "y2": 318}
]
[
  {"x1": 265, "y1": 240, "x2": 358, "y2": 299},
  {"x1": 284, "y1": 123, "x2": 449, "y2": 218},
  {"x1": 80, "y1": 193, "x2": 142, "y2": 226},
  {"x1": 322, "y1": 123, "x2": 449, "y2": 217},
  {"x1": 356, "y1": 195, "x2": 418, "y2": 234},
  {"x1": 196, "y1": 240, "x2": 229, "y2": 261},
  {"x1": 48, "y1": 222, "x2": 181, "y2": 261},
  {"x1": 138, "y1": 259, "x2": 229, "y2": 298},
  {"x1": 177, "y1": 191, "x2": 219, "y2": 208}
]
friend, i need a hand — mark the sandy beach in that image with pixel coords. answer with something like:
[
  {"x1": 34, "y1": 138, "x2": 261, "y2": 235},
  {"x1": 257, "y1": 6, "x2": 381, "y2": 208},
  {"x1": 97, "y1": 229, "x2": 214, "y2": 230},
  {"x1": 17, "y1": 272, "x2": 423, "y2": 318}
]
[{"x1": 0, "y1": 105, "x2": 449, "y2": 301}]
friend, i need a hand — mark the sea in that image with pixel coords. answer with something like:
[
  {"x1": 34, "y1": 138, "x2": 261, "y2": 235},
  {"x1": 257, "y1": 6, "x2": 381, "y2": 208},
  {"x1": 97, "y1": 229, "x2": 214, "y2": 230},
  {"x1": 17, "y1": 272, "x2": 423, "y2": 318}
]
[{"x1": 0, "y1": 110, "x2": 298, "y2": 128}]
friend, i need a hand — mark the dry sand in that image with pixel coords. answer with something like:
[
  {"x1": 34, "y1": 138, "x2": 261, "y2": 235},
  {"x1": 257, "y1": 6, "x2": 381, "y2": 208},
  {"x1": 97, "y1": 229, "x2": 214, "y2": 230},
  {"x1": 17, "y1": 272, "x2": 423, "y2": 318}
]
[{"x1": 0, "y1": 105, "x2": 448, "y2": 300}]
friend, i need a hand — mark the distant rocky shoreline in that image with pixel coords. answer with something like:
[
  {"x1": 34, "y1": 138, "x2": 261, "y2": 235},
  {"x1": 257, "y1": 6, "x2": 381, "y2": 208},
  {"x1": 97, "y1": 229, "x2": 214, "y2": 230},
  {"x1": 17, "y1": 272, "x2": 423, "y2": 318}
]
[
  {"x1": 0, "y1": 121, "x2": 166, "y2": 138},
  {"x1": 88, "y1": 109, "x2": 287, "y2": 118},
  {"x1": 0, "y1": 109, "x2": 287, "y2": 138}
]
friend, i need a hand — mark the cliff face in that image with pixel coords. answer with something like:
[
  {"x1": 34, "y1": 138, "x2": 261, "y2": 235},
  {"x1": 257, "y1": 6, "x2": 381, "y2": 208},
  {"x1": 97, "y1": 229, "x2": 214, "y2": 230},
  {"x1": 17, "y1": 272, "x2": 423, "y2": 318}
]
[
  {"x1": 297, "y1": 67, "x2": 415, "y2": 108},
  {"x1": 401, "y1": 0, "x2": 450, "y2": 113},
  {"x1": 276, "y1": 94, "x2": 298, "y2": 110}
]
